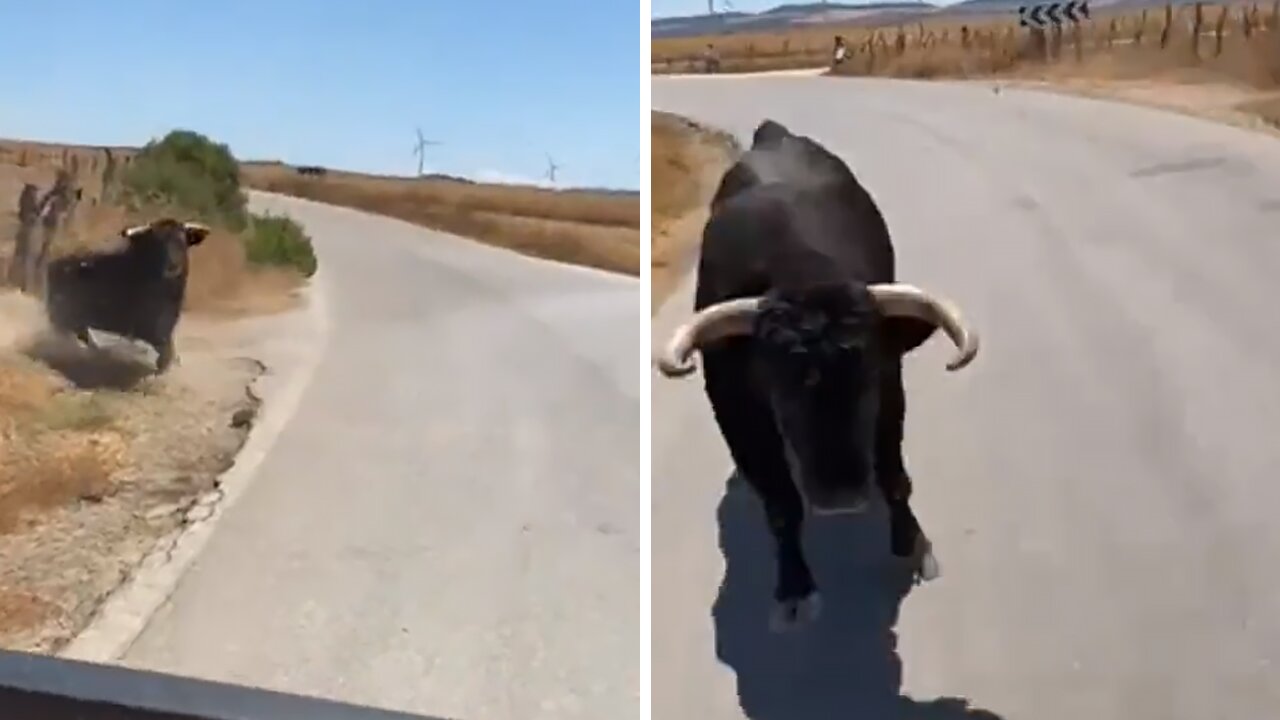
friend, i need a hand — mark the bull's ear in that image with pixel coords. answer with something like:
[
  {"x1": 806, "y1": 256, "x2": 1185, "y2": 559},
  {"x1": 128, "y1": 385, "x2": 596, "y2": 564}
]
[
  {"x1": 880, "y1": 316, "x2": 937, "y2": 356},
  {"x1": 182, "y1": 222, "x2": 210, "y2": 246}
]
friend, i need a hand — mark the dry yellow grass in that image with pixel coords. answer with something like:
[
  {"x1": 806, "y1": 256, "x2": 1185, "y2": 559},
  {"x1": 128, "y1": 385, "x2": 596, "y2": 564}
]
[
  {"x1": 243, "y1": 165, "x2": 641, "y2": 276},
  {"x1": 654, "y1": 2, "x2": 1280, "y2": 88},
  {"x1": 653, "y1": 24, "x2": 842, "y2": 73},
  {"x1": 650, "y1": 111, "x2": 738, "y2": 312},
  {"x1": 0, "y1": 357, "x2": 127, "y2": 535}
]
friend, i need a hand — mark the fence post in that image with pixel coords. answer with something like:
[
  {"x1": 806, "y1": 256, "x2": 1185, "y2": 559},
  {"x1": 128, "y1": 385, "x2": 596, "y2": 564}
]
[
  {"x1": 7, "y1": 184, "x2": 40, "y2": 290},
  {"x1": 1190, "y1": 2, "x2": 1203, "y2": 57},
  {"x1": 1159, "y1": 4, "x2": 1172, "y2": 49},
  {"x1": 1029, "y1": 27, "x2": 1048, "y2": 62},
  {"x1": 102, "y1": 148, "x2": 117, "y2": 203}
]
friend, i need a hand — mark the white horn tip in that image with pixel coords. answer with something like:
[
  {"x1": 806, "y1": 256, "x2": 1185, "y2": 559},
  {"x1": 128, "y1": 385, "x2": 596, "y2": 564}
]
[
  {"x1": 655, "y1": 355, "x2": 697, "y2": 378},
  {"x1": 945, "y1": 335, "x2": 980, "y2": 371},
  {"x1": 660, "y1": 351, "x2": 701, "y2": 379}
]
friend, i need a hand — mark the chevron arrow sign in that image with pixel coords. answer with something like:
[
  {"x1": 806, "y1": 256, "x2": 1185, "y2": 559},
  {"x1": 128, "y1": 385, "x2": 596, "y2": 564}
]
[{"x1": 1018, "y1": 0, "x2": 1089, "y2": 27}]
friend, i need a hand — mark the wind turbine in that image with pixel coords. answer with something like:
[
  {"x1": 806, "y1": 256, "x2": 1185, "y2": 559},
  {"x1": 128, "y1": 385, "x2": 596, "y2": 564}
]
[
  {"x1": 412, "y1": 127, "x2": 442, "y2": 177},
  {"x1": 545, "y1": 154, "x2": 561, "y2": 185}
]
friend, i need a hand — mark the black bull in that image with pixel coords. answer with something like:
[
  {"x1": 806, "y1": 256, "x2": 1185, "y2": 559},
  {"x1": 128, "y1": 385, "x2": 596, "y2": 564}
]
[
  {"x1": 657, "y1": 120, "x2": 980, "y2": 631},
  {"x1": 43, "y1": 218, "x2": 210, "y2": 374}
]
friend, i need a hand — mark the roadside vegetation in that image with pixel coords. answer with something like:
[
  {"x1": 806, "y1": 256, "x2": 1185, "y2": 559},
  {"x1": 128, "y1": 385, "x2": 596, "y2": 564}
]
[
  {"x1": 0, "y1": 128, "x2": 307, "y2": 652},
  {"x1": 124, "y1": 131, "x2": 318, "y2": 279},
  {"x1": 242, "y1": 164, "x2": 640, "y2": 276},
  {"x1": 650, "y1": 112, "x2": 739, "y2": 312},
  {"x1": 653, "y1": 3, "x2": 1280, "y2": 130}
]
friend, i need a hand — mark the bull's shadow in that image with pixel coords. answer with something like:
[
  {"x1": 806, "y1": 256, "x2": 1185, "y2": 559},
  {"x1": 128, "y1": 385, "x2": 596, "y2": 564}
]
[
  {"x1": 24, "y1": 330, "x2": 157, "y2": 391},
  {"x1": 713, "y1": 472, "x2": 1005, "y2": 720}
]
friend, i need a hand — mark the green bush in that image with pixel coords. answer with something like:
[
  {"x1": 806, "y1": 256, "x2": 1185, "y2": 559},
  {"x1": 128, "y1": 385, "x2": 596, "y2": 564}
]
[
  {"x1": 123, "y1": 130, "x2": 248, "y2": 231},
  {"x1": 245, "y1": 213, "x2": 317, "y2": 278}
]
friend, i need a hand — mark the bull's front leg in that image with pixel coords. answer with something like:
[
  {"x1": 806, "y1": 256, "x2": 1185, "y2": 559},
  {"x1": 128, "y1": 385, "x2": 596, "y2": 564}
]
[
  {"x1": 703, "y1": 345, "x2": 819, "y2": 631},
  {"x1": 154, "y1": 338, "x2": 176, "y2": 374},
  {"x1": 876, "y1": 359, "x2": 939, "y2": 583},
  {"x1": 757, "y1": 478, "x2": 821, "y2": 632}
]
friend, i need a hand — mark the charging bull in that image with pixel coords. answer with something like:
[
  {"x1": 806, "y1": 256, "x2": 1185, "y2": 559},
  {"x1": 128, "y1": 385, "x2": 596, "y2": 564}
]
[
  {"x1": 44, "y1": 218, "x2": 210, "y2": 374},
  {"x1": 656, "y1": 120, "x2": 980, "y2": 631}
]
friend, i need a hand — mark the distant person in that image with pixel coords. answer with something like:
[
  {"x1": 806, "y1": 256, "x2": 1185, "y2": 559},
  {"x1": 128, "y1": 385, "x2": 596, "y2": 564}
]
[
  {"x1": 832, "y1": 34, "x2": 848, "y2": 66},
  {"x1": 702, "y1": 43, "x2": 721, "y2": 74}
]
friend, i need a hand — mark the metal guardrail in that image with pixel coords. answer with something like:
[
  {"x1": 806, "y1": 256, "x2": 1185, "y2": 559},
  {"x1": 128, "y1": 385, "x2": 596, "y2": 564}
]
[{"x1": 0, "y1": 649, "x2": 451, "y2": 720}]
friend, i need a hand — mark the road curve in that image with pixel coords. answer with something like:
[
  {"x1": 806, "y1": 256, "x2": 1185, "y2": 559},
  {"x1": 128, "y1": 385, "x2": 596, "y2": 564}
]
[
  {"x1": 117, "y1": 193, "x2": 639, "y2": 720},
  {"x1": 653, "y1": 76, "x2": 1280, "y2": 720}
]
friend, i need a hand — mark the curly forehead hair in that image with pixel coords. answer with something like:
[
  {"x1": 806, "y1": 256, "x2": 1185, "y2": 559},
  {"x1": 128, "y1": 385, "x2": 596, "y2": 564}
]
[{"x1": 754, "y1": 282, "x2": 879, "y2": 358}]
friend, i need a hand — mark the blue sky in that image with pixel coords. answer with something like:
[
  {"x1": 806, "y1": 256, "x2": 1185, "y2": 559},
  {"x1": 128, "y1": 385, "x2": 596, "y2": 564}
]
[{"x1": 0, "y1": 1, "x2": 640, "y2": 190}]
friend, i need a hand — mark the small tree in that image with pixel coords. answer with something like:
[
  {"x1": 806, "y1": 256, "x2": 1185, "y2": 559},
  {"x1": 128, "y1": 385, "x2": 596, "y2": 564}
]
[{"x1": 123, "y1": 129, "x2": 248, "y2": 231}]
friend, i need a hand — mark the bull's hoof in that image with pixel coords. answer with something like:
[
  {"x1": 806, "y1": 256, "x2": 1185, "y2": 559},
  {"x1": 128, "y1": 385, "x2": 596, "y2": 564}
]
[
  {"x1": 154, "y1": 348, "x2": 177, "y2": 374},
  {"x1": 74, "y1": 329, "x2": 97, "y2": 350},
  {"x1": 910, "y1": 536, "x2": 941, "y2": 584},
  {"x1": 769, "y1": 592, "x2": 822, "y2": 633}
]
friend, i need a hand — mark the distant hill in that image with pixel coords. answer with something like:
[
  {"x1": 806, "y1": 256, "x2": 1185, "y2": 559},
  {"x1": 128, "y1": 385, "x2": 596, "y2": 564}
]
[{"x1": 652, "y1": 2, "x2": 937, "y2": 38}]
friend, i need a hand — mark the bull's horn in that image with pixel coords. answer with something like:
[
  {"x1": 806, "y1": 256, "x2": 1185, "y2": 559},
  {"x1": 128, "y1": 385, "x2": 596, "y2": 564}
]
[
  {"x1": 867, "y1": 283, "x2": 979, "y2": 371},
  {"x1": 122, "y1": 224, "x2": 149, "y2": 237},
  {"x1": 182, "y1": 221, "x2": 211, "y2": 233},
  {"x1": 656, "y1": 297, "x2": 761, "y2": 377}
]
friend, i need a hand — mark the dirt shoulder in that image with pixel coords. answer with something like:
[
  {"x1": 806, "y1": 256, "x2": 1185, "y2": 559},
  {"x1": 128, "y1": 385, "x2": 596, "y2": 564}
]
[
  {"x1": 0, "y1": 297, "x2": 266, "y2": 652},
  {"x1": 651, "y1": 111, "x2": 739, "y2": 314},
  {"x1": 0, "y1": 144, "x2": 309, "y2": 653}
]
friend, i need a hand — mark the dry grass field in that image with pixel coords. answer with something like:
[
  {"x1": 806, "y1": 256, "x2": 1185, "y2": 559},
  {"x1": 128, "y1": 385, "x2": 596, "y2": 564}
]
[
  {"x1": 650, "y1": 112, "x2": 739, "y2": 312},
  {"x1": 243, "y1": 164, "x2": 640, "y2": 277},
  {"x1": 653, "y1": 1, "x2": 1280, "y2": 114}
]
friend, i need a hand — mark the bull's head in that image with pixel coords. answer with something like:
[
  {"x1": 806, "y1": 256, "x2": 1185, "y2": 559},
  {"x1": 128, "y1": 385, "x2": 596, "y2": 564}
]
[
  {"x1": 121, "y1": 219, "x2": 209, "y2": 279},
  {"x1": 657, "y1": 281, "x2": 978, "y2": 514}
]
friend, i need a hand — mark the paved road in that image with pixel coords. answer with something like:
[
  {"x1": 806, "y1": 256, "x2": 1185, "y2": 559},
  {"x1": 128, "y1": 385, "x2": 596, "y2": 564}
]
[
  {"x1": 119, "y1": 194, "x2": 639, "y2": 720},
  {"x1": 652, "y1": 76, "x2": 1280, "y2": 720}
]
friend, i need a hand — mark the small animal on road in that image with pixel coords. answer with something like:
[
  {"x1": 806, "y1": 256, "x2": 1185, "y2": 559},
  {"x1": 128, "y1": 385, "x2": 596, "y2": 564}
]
[
  {"x1": 43, "y1": 218, "x2": 210, "y2": 374},
  {"x1": 656, "y1": 119, "x2": 980, "y2": 632}
]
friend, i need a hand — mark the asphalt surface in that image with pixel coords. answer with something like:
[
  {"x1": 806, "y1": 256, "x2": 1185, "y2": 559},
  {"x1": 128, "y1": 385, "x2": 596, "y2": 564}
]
[
  {"x1": 118, "y1": 194, "x2": 639, "y2": 720},
  {"x1": 652, "y1": 76, "x2": 1280, "y2": 720}
]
